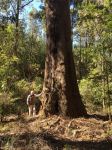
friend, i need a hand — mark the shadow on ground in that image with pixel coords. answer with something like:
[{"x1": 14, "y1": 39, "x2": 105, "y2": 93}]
[
  {"x1": 0, "y1": 131, "x2": 112, "y2": 150},
  {"x1": 86, "y1": 113, "x2": 111, "y2": 121}
]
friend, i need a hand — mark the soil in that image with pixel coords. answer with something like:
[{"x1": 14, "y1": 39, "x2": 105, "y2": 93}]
[{"x1": 0, "y1": 114, "x2": 112, "y2": 150}]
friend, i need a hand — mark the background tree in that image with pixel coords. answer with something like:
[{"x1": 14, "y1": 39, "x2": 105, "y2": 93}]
[
  {"x1": 0, "y1": 0, "x2": 111, "y2": 119},
  {"x1": 0, "y1": 0, "x2": 45, "y2": 118},
  {"x1": 74, "y1": 0, "x2": 112, "y2": 116}
]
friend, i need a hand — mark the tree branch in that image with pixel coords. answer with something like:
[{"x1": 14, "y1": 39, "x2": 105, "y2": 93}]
[
  {"x1": 10, "y1": 0, "x2": 16, "y2": 15},
  {"x1": 20, "y1": 0, "x2": 33, "y2": 10}
]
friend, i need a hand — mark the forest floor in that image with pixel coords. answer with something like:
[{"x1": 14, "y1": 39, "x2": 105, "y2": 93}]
[{"x1": 0, "y1": 113, "x2": 112, "y2": 150}]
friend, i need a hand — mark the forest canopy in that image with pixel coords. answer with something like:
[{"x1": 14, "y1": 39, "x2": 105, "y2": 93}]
[{"x1": 0, "y1": 0, "x2": 112, "y2": 118}]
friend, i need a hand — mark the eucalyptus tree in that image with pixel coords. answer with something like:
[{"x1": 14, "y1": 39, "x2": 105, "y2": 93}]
[{"x1": 42, "y1": 0, "x2": 87, "y2": 117}]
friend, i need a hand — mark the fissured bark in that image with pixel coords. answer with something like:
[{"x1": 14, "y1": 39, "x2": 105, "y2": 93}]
[{"x1": 42, "y1": 0, "x2": 87, "y2": 117}]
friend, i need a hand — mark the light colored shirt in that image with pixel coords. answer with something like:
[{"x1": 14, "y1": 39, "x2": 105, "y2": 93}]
[{"x1": 27, "y1": 93, "x2": 42, "y2": 105}]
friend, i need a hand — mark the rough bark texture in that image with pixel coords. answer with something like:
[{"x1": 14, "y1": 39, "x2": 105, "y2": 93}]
[{"x1": 42, "y1": 0, "x2": 87, "y2": 117}]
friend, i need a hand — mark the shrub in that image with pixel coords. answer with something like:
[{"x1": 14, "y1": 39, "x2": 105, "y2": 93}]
[{"x1": 79, "y1": 79, "x2": 103, "y2": 112}]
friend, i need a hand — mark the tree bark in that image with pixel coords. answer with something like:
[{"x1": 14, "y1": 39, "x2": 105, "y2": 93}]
[{"x1": 42, "y1": 0, "x2": 87, "y2": 117}]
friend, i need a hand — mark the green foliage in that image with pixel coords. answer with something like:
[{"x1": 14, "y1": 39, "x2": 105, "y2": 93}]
[
  {"x1": 79, "y1": 79, "x2": 103, "y2": 111},
  {"x1": 0, "y1": 92, "x2": 13, "y2": 121},
  {"x1": 0, "y1": 7, "x2": 45, "y2": 116},
  {"x1": 0, "y1": 0, "x2": 111, "y2": 117},
  {"x1": 34, "y1": 77, "x2": 43, "y2": 91},
  {"x1": 74, "y1": 1, "x2": 112, "y2": 113},
  {"x1": 14, "y1": 80, "x2": 30, "y2": 97}
]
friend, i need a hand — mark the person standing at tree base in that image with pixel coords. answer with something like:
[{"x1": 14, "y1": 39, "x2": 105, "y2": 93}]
[{"x1": 27, "y1": 90, "x2": 42, "y2": 116}]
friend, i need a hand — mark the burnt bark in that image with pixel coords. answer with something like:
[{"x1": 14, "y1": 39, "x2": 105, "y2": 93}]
[{"x1": 42, "y1": 0, "x2": 87, "y2": 117}]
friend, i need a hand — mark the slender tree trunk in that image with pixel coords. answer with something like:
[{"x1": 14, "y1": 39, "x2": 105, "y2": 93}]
[
  {"x1": 102, "y1": 77, "x2": 106, "y2": 112},
  {"x1": 14, "y1": 0, "x2": 20, "y2": 55},
  {"x1": 101, "y1": 54, "x2": 106, "y2": 112},
  {"x1": 102, "y1": 47, "x2": 111, "y2": 120},
  {"x1": 79, "y1": 35, "x2": 82, "y2": 80},
  {"x1": 42, "y1": 0, "x2": 87, "y2": 117},
  {"x1": 105, "y1": 62, "x2": 111, "y2": 120}
]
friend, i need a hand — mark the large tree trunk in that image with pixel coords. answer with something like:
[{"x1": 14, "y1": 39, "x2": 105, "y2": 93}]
[{"x1": 42, "y1": 0, "x2": 87, "y2": 117}]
